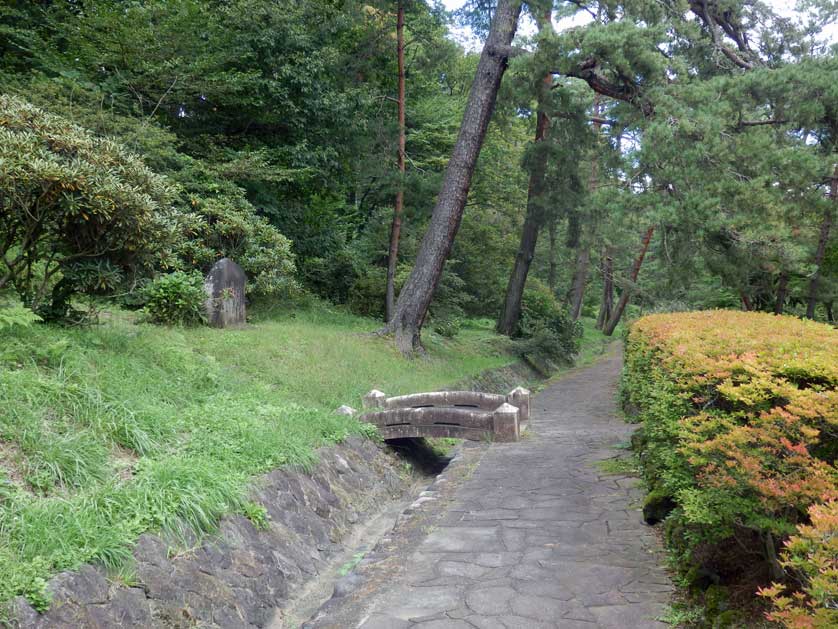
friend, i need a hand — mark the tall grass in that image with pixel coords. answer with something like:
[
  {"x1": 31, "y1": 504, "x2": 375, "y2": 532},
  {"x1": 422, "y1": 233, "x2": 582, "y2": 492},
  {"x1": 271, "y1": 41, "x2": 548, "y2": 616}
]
[{"x1": 0, "y1": 304, "x2": 513, "y2": 610}]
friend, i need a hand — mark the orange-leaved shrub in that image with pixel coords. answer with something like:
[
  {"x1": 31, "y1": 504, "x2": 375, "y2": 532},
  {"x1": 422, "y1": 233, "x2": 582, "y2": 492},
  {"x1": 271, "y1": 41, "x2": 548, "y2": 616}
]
[
  {"x1": 622, "y1": 311, "x2": 837, "y2": 627},
  {"x1": 758, "y1": 501, "x2": 838, "y2": 628}
]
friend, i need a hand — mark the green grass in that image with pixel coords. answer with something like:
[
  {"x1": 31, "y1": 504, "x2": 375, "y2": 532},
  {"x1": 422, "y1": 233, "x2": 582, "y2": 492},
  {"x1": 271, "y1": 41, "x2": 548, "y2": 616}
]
[
  {"x1": 656, "y1": 602, "x2": 705, "y2": 626},
  {"x1": 425, "y1": 437, "x2": 460, "y2": 458},
  {"x1": 595, "y1": 455, "x2": 640, "y2": 476},
  {"x1": 0, "y1": 304, "x2": 514, "y2": 611},
  {"x1": 576, "y1": 315, "x2": 621, "y2": 367}
]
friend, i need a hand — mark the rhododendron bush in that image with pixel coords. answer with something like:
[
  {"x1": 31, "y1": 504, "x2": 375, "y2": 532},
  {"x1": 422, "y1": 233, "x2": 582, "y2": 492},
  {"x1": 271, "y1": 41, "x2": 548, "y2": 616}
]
[{"x1": 623, "y1": 311, "x2": 837, "y2": 627}]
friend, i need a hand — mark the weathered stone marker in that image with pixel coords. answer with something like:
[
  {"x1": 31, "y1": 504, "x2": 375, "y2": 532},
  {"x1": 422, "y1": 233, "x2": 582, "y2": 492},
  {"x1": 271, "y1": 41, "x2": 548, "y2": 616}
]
[
  {"x1": 204, "y1": 257, "x2": 246, "y2": 328},
  {"x1": 506, "y1": 386, "x2": 530, "y2": 431},
  {"x1": 492, "y1": 402, "x2": 520, "y2": 442},
  {"x1": 362, "y1": 389, "x2": 387, "y2": 409}
]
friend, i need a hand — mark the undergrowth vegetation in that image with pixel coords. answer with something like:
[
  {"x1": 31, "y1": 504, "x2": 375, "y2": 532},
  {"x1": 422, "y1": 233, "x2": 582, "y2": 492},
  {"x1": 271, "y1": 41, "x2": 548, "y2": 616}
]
[
  {"x1": 511, "y1": 279, "x2": 582, "y2": 375},
  {"x1": 140, "y1": 271, "x2": 207, "y2": 326},
  {"x1": 0, "y1": 305, "x2": 513, "y2": 611},
  {"x1": 622, "y1": 311, "x2": 837, "y2": 627}
]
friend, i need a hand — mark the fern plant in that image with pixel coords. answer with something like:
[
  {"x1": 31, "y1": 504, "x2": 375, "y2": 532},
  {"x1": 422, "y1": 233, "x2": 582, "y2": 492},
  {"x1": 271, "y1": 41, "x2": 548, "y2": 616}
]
[{"x1": 0, "y1": 305, "x2": 41, "y2": 331}]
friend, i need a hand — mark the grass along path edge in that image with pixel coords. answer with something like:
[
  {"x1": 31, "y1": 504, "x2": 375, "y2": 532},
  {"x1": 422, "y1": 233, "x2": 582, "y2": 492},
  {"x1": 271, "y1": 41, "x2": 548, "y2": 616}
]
[{"x1": 0, "y1": 307, "x2": 514, "y2": 612}]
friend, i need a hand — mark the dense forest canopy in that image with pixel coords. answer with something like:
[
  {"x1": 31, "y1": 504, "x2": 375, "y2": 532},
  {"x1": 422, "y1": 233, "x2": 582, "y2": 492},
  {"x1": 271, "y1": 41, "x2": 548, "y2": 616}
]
[{"x1": 1, "y1": 0, "x2": 836, "y2": 347}]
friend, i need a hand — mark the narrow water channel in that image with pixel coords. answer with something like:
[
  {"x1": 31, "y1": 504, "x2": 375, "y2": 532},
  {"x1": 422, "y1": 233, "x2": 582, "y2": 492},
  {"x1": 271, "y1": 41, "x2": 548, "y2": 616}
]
[{"x1": 272, "y1": 440, "x2": 453, "y2": 628}]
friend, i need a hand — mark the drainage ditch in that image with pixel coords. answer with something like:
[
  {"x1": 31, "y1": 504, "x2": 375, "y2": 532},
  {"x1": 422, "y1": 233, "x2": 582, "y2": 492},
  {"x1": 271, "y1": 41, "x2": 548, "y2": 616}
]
[{"x1": 273, "y1": 439, "x2": 460, "y2": 629}]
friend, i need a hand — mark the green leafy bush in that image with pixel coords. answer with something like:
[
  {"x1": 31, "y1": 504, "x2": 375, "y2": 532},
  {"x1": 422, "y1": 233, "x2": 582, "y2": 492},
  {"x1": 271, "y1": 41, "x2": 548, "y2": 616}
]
[
  {"x1": 345, "y1": 263, "x2": 467, "y2": 334},
  {"x1": 0, "y1": 95, "x2": 175, "y2": 319},
  {"x1": 513, "y1": 279, "x2": 581, "y2": 372},
  {"x1": 240, "y1": 502, "x2": 270, "y2": 530},
  {"x1": 760, "y1": 501, "x2": 838, "y2": 628},
  {"x1": 432, "y1": 318, "x2": 462, "y2": 338},
  {"x1": 0, "y1": 553, "x2": 51, "y2": 613},
  {"x1": 170, "y1": 161, "x2": 297, "y2": 298},
  {"x1": 427, "y1": 265, "x2": 469, "y2": 338},
  {"x1": 141, "y1": 272, "x2": 206, "y2": 326},
  {"x1": 301, "y1": 248, "x2": 360, "y2": 305},
  {"x1": 623, "y1": 311, "x2": 838, "y2": 626}
]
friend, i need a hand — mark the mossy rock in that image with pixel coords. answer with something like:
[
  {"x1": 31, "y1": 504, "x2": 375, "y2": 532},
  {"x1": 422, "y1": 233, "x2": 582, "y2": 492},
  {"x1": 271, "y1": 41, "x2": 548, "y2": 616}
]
[
  {"x1": 682, "y1": 564, "x2": 722, "y2": 595},
  {"x1": 642, "y1": 489, "x2": 676, "y2": 525}
]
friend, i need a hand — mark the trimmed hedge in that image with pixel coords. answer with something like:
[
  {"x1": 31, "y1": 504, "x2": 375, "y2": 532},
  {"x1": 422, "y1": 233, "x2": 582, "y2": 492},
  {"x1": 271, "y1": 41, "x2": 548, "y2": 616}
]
[{"x1": 622, "y1": 311, "x2": 837, "y2": 627}]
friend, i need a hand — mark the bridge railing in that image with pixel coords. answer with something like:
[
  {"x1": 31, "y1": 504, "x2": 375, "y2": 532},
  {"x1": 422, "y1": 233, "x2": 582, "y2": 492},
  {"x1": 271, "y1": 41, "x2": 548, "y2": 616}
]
[{"x1": 355, "y1": 387, "x2": 530, "y2": 442}]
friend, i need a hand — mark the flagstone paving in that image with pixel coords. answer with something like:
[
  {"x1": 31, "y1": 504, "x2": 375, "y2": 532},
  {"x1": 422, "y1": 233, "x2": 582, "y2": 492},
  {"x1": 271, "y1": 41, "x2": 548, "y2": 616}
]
[{"x1": 309, "y1": 350, "x2": 673, "y2": 628}]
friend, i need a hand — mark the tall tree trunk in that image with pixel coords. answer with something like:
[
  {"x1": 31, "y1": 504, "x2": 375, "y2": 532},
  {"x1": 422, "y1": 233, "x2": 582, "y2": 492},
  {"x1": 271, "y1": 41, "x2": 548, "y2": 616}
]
[
  {"x1": 385, "y1": 0, "x2": 406, "y2": 322},
  {"x1": 382, "y1": 0, "x2": 522, "y2": 352},
  {"x1": 826, "y1": 301, "x2": 834, "y2": 323},
  {"x1": 567, "y1": 96, "x2": 600, "y2": 323},
  {"x1": 596, "y1": 247, "x2": 614, "y2": 330},
  {"x1": 602, "y1": 226, "x2": 655, "y2": 336},
  {"x1": 774, "y1": 271, "x2": 788, "y2": 315},
  {"x1": 497, "y1": 9, "x2": 554, "y2": 336},
  {"x1": 548, "y1": 217, "x2": 558, "y2": 293},
  {"x1": 569, "y1": 248, "x2": 590, "y2": 321},
  {"x1": 740, "y1": 292, "x2": 754, "y2": 311},
  {"x1": 805, "y1": 166, "x2": 837, "y2": 319},
  {"x1": 496, "y1": 167, "x2": 547, "y2": 335}
]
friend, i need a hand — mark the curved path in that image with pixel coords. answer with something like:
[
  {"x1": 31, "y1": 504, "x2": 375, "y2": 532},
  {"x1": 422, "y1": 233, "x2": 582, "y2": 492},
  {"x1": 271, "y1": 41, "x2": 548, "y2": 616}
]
[{"x1": 309, "y1": 350, "x2": 673, "y2": 628}]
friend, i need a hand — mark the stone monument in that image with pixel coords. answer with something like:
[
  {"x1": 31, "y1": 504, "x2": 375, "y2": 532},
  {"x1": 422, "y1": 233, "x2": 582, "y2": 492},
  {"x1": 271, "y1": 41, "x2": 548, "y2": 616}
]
[{"x1": 204, "y1": 258, "x2": 246, "y2": 328}]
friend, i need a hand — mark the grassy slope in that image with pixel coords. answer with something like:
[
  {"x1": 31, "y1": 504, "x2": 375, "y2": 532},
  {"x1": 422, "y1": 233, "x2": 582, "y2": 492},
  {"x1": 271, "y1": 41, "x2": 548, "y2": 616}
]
[
  {"x1": 0, "y1": 306, "x2": 513, "y2": 609},
  {"x1": 575, "y1": 316, "x2": 621, "y2": 368}
]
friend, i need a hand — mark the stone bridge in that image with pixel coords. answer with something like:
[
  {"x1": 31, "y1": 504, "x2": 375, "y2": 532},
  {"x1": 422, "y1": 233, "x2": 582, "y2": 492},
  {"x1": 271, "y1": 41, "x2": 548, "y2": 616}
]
[{"x1": 358, "y1": 387, "x2": 530, "y2": 442}]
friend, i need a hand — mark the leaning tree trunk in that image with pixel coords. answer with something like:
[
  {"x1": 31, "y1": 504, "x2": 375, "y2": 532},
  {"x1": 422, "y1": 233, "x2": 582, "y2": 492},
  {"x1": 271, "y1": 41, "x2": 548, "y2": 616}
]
[
  {"x1": 595, "y1": 247, "x2": 614, "y2": 330},
  {"x1": 385, "y1": 0, "x2": 407, "y2": 322},
  {"x1": 602, "y1": 226, "x2": 655, "y2": 336},
  {"x1": 382, "y1": 0, "x2": 522, "y2": 352},
  {"x1": 498, "y1": 207, "x2": 543, "y2": 336},
  {"x1": 496, "y1": 9, "x2": 553, "y2": 336},
  {"x1": 805, "y1": 167, "x2": 837, "y2": 319},
  {"x1": 774, "y1": 271, "x2": 788, "y2": 315},
  {"x1": 569, "y1": 248, "x2": 590, "y2": 321}
]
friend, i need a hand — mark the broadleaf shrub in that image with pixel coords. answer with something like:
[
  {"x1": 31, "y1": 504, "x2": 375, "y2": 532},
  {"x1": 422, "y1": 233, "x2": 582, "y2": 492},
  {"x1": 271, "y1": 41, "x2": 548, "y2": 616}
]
[
  {"x1": 513, "y1": 279, "x2": 581, "y2": 373},
  {"x1": 432, "y1": 318, "x2": 462, "y2": 338},
  {"x1": 759, "y1": 501, "x2": 838, "y2": 628},
  {"x1": 170, "y1": 161, "x2": 297, "y2": 298},
  {"x1": 0, "y1": 95, "x2": 175, "y2": 318},
  {"x1": 141, "y1": 272, "x2": 206, "y2": 326},
  {"x1": 622, "y1": 311, "x2": 838, "y2": 627}
]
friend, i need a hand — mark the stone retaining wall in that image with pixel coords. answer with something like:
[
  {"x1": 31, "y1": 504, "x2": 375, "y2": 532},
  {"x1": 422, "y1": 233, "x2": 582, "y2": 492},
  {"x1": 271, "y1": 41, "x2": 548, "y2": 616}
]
[
  {"x1": 10, "y1": 438, "x2": 404, "y2": 629},
  {"x1": 9, "y1": 360, "x2": 542, "y2": 629},
  {"x1": 452, "y1": 361, "x2": 542, "y2": 394}
]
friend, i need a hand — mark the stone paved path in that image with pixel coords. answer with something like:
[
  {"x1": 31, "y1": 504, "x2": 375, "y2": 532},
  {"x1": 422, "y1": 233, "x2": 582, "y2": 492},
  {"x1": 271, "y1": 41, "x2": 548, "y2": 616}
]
[{"x1": 315, "y1": 351, "x2": 673, "y2": 628}]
